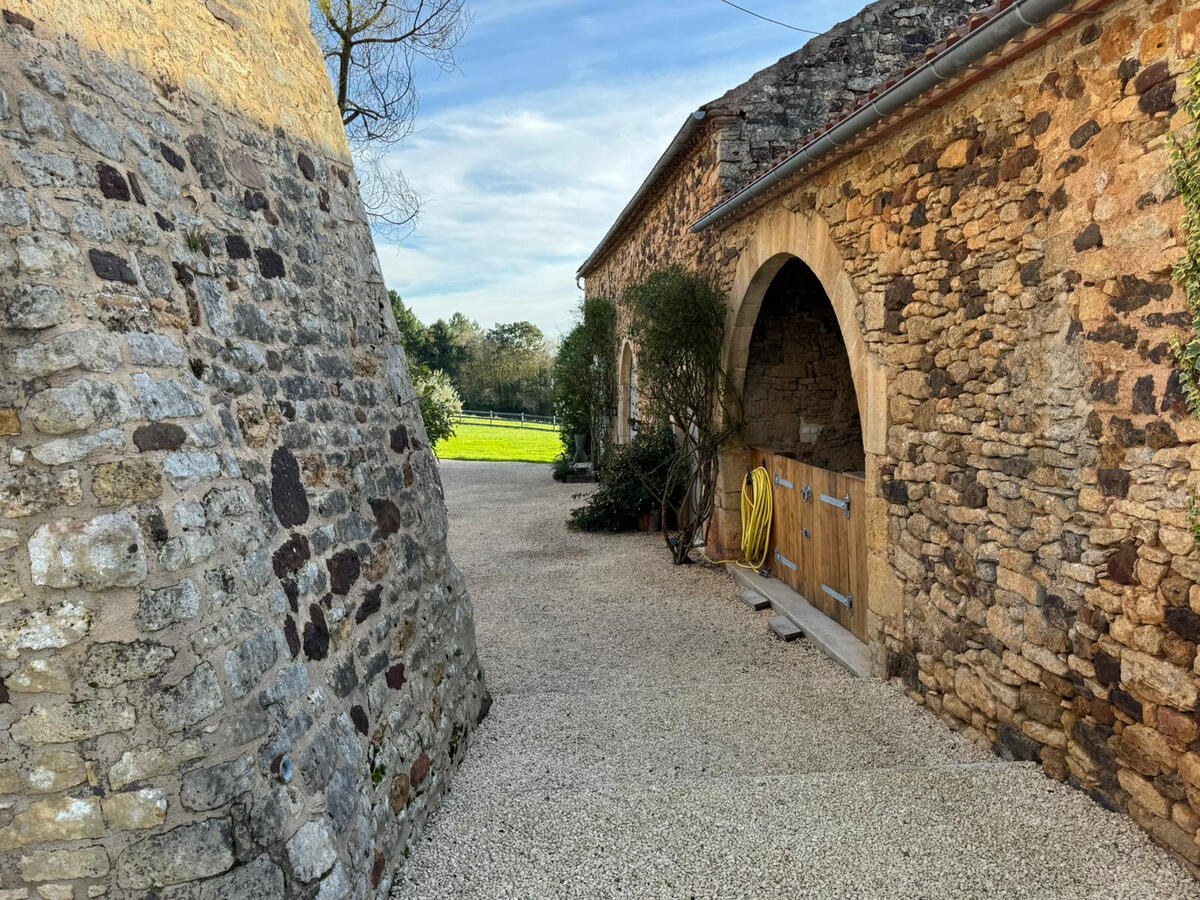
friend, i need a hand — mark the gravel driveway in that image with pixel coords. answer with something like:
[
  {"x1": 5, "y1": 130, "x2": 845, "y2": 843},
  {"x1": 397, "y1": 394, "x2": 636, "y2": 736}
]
[{"x1": 393, "y1": 461, "x2": 1199, "y2": 899}]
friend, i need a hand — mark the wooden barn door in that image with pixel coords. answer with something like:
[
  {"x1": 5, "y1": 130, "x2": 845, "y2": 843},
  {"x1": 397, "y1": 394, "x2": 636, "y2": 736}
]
[{"x1": 750, "y1": 450, "x2": 868, "y2": 642}]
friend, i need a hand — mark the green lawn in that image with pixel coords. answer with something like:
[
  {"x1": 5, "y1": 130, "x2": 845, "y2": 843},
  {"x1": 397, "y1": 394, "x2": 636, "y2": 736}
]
[{"x1": 436, "y1": 421, "x2": 564, "y2": 463}]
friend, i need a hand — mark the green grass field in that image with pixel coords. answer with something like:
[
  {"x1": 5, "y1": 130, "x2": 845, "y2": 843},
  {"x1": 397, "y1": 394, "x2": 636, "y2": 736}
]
[{"x1": 436, "y1": 421, "x2": 564, "y2": 463}]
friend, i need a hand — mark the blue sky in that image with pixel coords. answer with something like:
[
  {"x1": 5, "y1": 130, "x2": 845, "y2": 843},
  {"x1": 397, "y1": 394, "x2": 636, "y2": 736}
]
[{"x1": 375, "y1": 1, "x2": 860, "y2": 339}]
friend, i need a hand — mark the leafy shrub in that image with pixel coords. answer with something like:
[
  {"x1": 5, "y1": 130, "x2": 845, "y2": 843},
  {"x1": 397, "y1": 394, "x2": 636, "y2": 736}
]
[
  {"x1": 550, "y1": 451, "x2": 574, "y2": 482},
  {"x1": 410, "y1": 363, "x2": 461, "y2": 448},
  {"x1": 553, "y1": 296, "x2": 616, "y2": 458},
  {"x1": 568, "y1": 428, "x2": 684, "y2": 532},
  {"x1": 553, "y1": 324, "x2": 592, "y2": 448}
]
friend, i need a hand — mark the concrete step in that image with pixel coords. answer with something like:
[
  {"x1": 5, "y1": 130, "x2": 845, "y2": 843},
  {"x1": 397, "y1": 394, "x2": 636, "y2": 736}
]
[
  {"x1": 768, "y1": 614, "x2": 803, "y2": 642},
  {"x1": 739, "y1": 589, "x2": 771, "y2": 611},
  {"x1": 729, "y1": 565, "x2": 871, "y2": 678}
]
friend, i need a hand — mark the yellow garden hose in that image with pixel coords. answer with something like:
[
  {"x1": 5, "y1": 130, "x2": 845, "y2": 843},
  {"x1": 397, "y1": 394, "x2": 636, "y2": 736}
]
[
  {"x1": 738, "y1": 466, "x2": 773, "y2": 570},
  {"x1": 698, "y1": 466, "x2": 773, "y2": 570}
]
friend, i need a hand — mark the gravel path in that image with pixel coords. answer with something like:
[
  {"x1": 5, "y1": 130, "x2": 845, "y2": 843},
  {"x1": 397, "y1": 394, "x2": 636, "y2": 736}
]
[{"x1": 393, "y1": 461, "x2": 1199, "y2": 899}]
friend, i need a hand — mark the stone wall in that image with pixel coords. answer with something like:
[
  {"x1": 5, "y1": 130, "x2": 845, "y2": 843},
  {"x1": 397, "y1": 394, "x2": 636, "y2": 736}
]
[
  {"x1": 584, "y1": 0, "x2": 1200, "y2": 871},
  {"x1": 708, "y1": 0, "x2": 994, "y2": 191},
  {"x1": 744, "y1": 259, "x2": 863, "y2": 472},
  {"x1": 0, "y1": 3, "x2": 484, "y2": 897}
]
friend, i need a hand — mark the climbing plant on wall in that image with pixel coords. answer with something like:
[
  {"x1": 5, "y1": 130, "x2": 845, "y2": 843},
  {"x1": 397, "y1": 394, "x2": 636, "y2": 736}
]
[
  {"x1": 1169, "y1": 60, "x2": 1200, "y2": 546},
  {"x1": 1170, "y1": 59, "x2": 1200, "y2": 416},
  {"x1": 625, "y1": 266, "x2": 742, "y2": 565}
]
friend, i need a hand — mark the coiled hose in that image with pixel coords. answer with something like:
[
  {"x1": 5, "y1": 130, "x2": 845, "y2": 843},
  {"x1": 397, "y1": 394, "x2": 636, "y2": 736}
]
[{"x1": 698, "y1": 466, "x2": 773, "y2": 570}]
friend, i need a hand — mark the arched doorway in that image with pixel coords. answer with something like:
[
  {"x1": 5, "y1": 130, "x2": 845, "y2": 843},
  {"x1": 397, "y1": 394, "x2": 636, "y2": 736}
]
[
  {"x1": 718, "y1": 209, "x2": 891, "y2": 648},
  {"x1": 617, "y1": 341, "x2": 634, "y2": 445},
  {"x1": 743, "y1": 258, "x2": 864, "y2": 473}
]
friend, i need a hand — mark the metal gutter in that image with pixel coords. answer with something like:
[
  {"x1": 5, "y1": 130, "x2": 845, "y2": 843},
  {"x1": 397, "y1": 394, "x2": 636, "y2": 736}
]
[
  {"x1": 577, "y1": 110, "x2": 706, "y2": 277},
  {"x1": 691, "y1": 0, "x2": 1079, "y2": 233}
]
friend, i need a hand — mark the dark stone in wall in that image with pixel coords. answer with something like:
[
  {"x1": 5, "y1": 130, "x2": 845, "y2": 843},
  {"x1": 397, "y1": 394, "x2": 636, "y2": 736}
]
[
  {"x1": 350, "y1": 705, "x2": 369, "y2": 734},
  {"x1": 370, "y1": 498, "x2": 401, "y2": 537},
  {"x1": 1073, "y1": 223, "x2": 1102, "y2": 252},
  {"x1": 385, "y1": 663, "x2": 406, "y2": 690},
  {"x1": 1107, "y1": 543, "x2": 1137, "y2": 585},
  {"x1": 128, "y1": 171, "x2": 145, "y2": 205},
  {"x1": 1135, "y1": 61, "x2": 1171, "y2": 95},
  {"x1": 270, "y1": 448, "x2": 309, "y2": 528},
  {"x1": 997, "y1": 725, "x2": 1042, "y2": 762},
  {"x1": 2, "y1": 8, "x2": 34, "y2": 29},
  {"x1": 283, "y1": 615, "x2": 301, "y2": 658},
  {"x1": 390, "y1": 425, "x2": 409, "y2": 453},
  {"x1": 1145, "y1": 420, "x2": 1177, "y2": 450},
  {"x1": 1111, "y1": 690, "x2": 1143, "y2": 721},
  {"x1": 1132, "y1": 376, "x2": 1157, "y2": 415},
  {"x1": 1093, "y1": 651, "x2": 1121, "y2": 686},
  {"x1": 244, "y1": 189, "x2": 269, "y2": 212},
  {"x1": 356, "y1": 586, "x2": 382, "y2": 624},
  {"x1": 160, "y1": 142, "x2": 186, "y2": 171},
  {"x1": 297, "y1": 152, "x2": 316, "y2": 181},
  {"x1": 1069, "y1": 120, "x2": 1099, "y2": 150},
  {"x1": 1139, "y1": 81, "x2": 1175, "y2": 115},
  {"x1": 327, "y1": 549, "x2": 360, "y2": 595},
  {"x1": 97, "y1": 162, "x2": 131, "y2": 201},
  {"x1": 134, "y1": 423, "x2": 187, "y2": 451},
  {"x1": 89, "y1": 249, "x2": 137, "y2": 284},
  {"x1": 410, "y1": 752, "x2": 430, "y2": 788},
  {"x1": 272, "y1": 533, "x2": 311, "y2": 578},
  {"x1": 1073, "y1": 720, "x2": 1117, "y2": 771},
  {"x1": 1165, "y1": 607, "x2": 1200, "y2": 643},
  {"x1": 255, "y1": 247, "x2": 285, "y2": 278},
  {"x1": 303, "y1": 603, "x2": 329, "y2": 660},
  {"x1": 225, "y1": 234, "x2": 251, "y2": 260}
]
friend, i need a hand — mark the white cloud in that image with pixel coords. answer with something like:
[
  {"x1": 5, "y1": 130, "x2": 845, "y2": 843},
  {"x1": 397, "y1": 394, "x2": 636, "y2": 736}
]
[{"x1": 372, "y1": 62, "x2": 762, "y2": 336}]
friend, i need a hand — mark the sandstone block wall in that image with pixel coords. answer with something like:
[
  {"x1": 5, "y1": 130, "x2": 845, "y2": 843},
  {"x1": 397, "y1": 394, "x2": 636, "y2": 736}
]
[
  {"x1": 0, "y1": 3, "x2": 484, "y2": 897},
  {"x1": 585, "y1": 0, "x2": 1200, "y2": 871}
]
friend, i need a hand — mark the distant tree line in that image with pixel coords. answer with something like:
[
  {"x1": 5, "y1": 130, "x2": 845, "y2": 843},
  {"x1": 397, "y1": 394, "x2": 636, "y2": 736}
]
[{"x1": 391, "y1": 291, "x2": 556, "y2": 416}]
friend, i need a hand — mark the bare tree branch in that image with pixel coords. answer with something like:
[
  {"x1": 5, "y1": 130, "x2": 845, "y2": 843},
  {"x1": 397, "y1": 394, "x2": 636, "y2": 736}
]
[{"x1": 311, "y1": 0, "x2": 471, "y2": 227}]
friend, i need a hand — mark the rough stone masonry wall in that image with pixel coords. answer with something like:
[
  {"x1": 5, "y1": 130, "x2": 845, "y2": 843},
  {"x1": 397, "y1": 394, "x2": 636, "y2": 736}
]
[
  {"x1": 586, "y1": 0, "x2": 1200, "y2": 872},
  {"x1": 0, "y1": 4, "x2": 484, "y2": 898},
  {"x1": 729, "y1": 0, "x2": 1200, "y2": 870},
  {"x1": 743, "y1": 259, "x2": 864, "y2": 472},
  {"x1": 709, "y1": 0, "x2": 994, "y2": 191}
]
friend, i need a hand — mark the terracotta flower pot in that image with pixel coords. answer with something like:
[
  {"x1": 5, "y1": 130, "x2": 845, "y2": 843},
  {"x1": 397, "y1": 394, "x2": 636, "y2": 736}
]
[{"x1": 638, "y1": 510, "x2": 662, "y2": 532}]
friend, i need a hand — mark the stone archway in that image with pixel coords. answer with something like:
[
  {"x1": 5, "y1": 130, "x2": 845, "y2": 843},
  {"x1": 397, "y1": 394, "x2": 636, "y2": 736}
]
[{"x1": 717, "y1": 208, "x2": 897, "y2": 655}]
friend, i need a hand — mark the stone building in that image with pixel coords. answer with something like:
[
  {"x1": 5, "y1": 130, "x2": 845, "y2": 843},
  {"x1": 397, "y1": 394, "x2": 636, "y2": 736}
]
[
  {"x1": 0, "y1": 1, "x2": 484, "y2": 897},
  {"x1": 582, "y1": 0, "x2": 1200, "y2": 871}
]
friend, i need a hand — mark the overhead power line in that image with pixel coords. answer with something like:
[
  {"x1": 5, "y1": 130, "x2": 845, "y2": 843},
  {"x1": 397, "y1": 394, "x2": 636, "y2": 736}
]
[{"x1": 718, "y1": 0, "x2": 823, "y2": 35}]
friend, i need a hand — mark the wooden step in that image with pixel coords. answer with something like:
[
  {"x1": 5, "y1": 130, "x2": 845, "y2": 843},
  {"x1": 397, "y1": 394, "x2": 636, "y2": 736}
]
[
  {"x1": 768, "y1": 614, "x2": 803, "y2": 642},
  {"x1": 739, "y1": 589, "x2": 770, "y2": 611}
]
